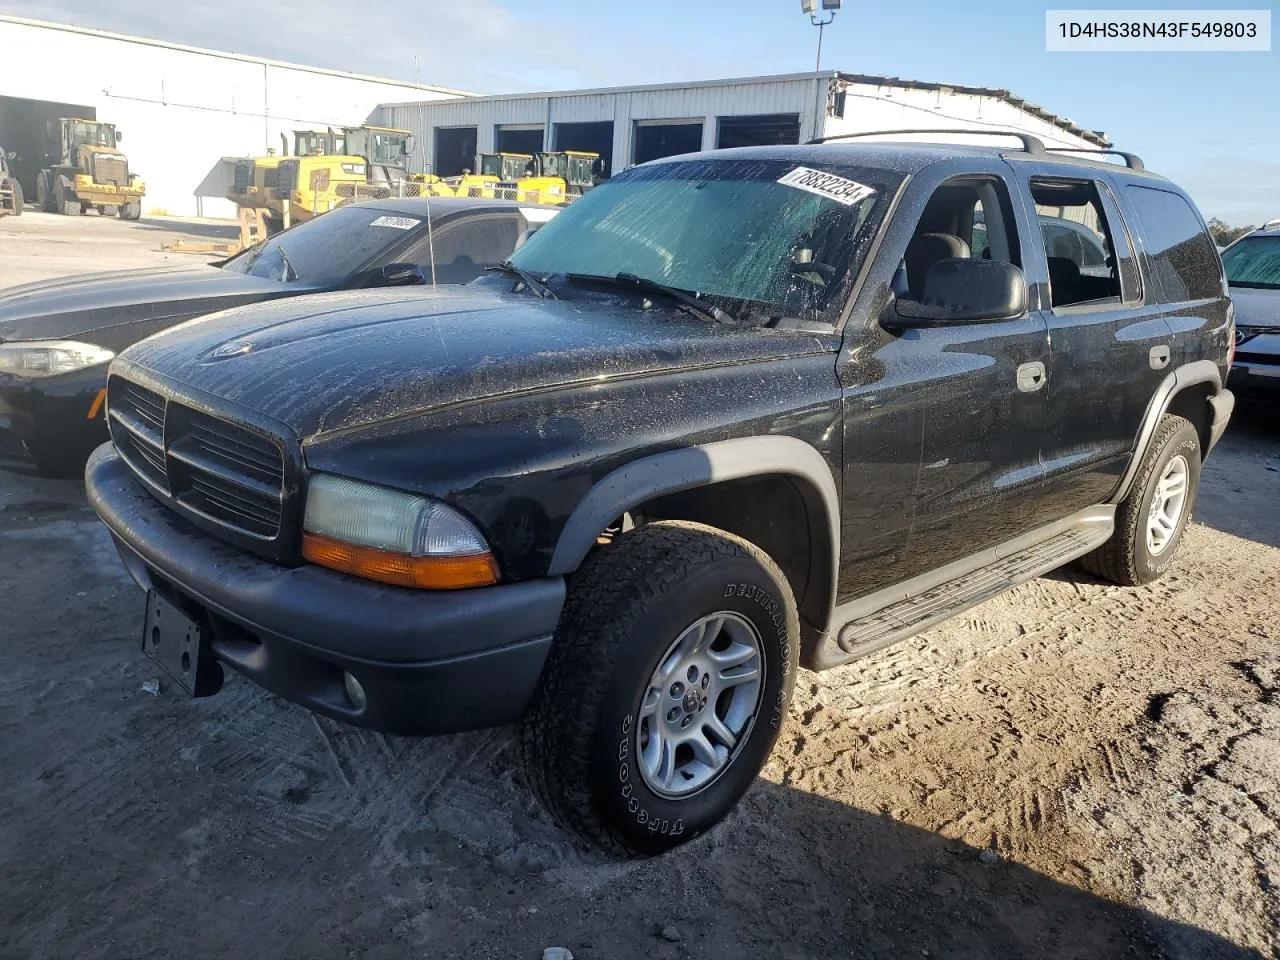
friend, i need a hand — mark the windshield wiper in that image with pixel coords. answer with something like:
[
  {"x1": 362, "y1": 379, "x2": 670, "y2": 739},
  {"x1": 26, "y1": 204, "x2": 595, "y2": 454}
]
[
  {"x1": 277, "y1": 244, "x2": 298, "y2": 283},
  {"x1": 566, "y1": 273, "x2": 736, "y2": 324},
  {"x1": 490, "y1": 261, "x2": 556, "y2": 299}
]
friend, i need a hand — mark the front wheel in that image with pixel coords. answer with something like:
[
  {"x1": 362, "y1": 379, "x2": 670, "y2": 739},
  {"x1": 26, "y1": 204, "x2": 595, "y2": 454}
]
[
  {"x1": 36, "y1": 172, "x2": 54, "y2": 212},
  {"x1": 53, "y1": 177, "x2": 79, "y2": 216},
  {"x1": 118, "y1": 201, "x2": 141, "y2": 221},
  {"x1": 519, "y1": 521, "x2": 799, "y2": 856},
  {"x1": 1081, "y1": 414, "x2": 1201, "y2": 585}
]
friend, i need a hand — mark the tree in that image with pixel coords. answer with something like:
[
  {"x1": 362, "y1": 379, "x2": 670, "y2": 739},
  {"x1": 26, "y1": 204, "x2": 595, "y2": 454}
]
[{"x1": 1206, "y1": 217, "x2": 1255, "y2": 248}]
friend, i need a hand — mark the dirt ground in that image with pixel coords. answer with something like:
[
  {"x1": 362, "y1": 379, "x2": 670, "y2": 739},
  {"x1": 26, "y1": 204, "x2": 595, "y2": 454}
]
[
  {"x1": 0, "y1": 209, "x2": 236, "y2": 286},
  {"x1": 1, "y1": 219, "x2": 1279, "y2": 959}
]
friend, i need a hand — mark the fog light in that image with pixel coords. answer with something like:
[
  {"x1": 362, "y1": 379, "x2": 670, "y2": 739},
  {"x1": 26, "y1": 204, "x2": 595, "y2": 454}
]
[{"x1": 343, "y1": 671, "x2": 367, "y2": 712}]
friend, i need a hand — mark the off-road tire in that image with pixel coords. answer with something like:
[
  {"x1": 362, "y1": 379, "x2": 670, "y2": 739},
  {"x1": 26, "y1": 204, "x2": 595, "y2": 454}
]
[
  {"x1": 519, "y1": 520, "x2": 799, "y2": 856},
  {"x1": 1081, "y1": 414, "x2": 1201, "y2": 586},
  {"x1": 119, "y1": 201, "x2": 141, "y2": 221},
  {"x1": 53, "y1": 177, "x2": 79, "y2": 216},
  {"x1": 7, "y1": 180, "x2": 21, "y2": 215},
  {"x1": 36, "y1": 172, "x2": 54, "y2": 212}
]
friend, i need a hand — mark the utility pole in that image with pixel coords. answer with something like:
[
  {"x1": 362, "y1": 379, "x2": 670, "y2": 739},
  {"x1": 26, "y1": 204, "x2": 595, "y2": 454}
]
[{"x1": 801, "y1": 0, "x2": 843, "y2": 71}]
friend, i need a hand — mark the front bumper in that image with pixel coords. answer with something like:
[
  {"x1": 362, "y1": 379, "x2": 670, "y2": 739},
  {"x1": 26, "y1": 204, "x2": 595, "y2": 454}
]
[
  {"x1": 86, "y1": 445, "x2": 565, "y2": 736},
  {"x1": 1229, "y1": 359, "x2": 1280, "y2": 397},
  {"x1": 0, "y1": 367, "x2": 109, "y2": 468},
  {"x1": 72, "y1": 175, "x2": 144, "y2": 205}
]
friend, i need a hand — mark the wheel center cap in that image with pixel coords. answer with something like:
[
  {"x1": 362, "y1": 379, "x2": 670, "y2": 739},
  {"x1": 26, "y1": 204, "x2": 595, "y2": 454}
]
[{"x1": 683, "y1": 688, "x2": 705, "y2": 713}]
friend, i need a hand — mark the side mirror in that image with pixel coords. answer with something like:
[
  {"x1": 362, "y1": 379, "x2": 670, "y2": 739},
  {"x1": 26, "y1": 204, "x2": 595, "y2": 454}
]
[
  {"x1": 403, "y1": 135, "x2": 416, "y2": 155},
  {"x1": 888, "y1": 258, "x2": 1027, "y2": 326},
  {"x1": 374, "y1": 262, "x2": 428, "y2": 287},
  {"x1": 116, "y1": 131, "x2": 124, "y2": 142}
]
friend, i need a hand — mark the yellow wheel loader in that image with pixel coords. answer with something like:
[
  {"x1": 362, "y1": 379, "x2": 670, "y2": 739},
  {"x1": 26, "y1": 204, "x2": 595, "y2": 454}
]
[
  {"x1": 273, "y1": 125, "x2": 416, "y2": 226},
  {"x1": 227, "y1": 130, "x2": 342, "y2": 232},
  {"x1": 0, "y1": 147, "x2": 22, "y2": 217},
  {"x1": 36, "y1": 119, "x2": 145, "y2": 220},
  {"x1": 446, "y1": 150, "x2": 601, "y2": 205}
]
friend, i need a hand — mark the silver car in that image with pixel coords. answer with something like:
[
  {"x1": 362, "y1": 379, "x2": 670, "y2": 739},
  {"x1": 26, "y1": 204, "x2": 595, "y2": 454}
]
[{"x1": 1224, "y1": 219, "x2": 1280, "y2": 395}]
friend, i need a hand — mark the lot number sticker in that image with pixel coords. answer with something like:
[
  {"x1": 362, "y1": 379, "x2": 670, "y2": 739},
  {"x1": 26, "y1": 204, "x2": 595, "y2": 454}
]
[
  {"x1": 778, "y1": 167, "x2": 877, "y2": 206},
  {"x1": 369, "y1": 215, "x2": 422, "y2": 230}
]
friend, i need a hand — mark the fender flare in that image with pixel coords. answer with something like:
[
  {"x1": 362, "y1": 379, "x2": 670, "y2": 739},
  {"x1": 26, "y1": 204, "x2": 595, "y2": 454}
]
[
  {"x1": 547, "y1": 436, "x2": 841, "y2": 632},
  {"x1": 1112, "y1": 359, "x2": 1222, "y2": 504}
]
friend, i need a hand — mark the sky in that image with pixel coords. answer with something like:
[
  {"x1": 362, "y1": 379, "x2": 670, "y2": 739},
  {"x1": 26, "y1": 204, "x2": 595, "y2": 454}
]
[{"x1": 2, "y1": 0, "x2": 1277, "y2": 223}]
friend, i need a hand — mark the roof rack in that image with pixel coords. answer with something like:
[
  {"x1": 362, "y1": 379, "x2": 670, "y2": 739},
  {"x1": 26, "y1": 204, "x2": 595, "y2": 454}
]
[
  {"x1": 807, "y1": 128, "x2": 1045, "y2": 154},
  {"x1": 1044, "y1": 147, "x2": 1145, "y2": 171}
]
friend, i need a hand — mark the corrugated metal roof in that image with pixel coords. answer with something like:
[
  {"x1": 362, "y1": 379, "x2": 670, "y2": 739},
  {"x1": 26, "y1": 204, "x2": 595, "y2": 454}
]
[{"x1": 837, "y1": 73, "x2": 1109, "y2": 147}]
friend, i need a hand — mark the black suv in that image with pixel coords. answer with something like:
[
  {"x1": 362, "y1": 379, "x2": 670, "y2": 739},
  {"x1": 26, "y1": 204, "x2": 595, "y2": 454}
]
[{"x1": 86, "y1": 132, "x2": 1235, "y2": 856}]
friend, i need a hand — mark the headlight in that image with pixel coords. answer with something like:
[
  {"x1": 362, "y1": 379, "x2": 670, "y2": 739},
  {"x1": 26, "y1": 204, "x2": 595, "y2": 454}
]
[
  {"x1": 302, "y1": 474, "x2": 498, "y2": 589},
  {"x1": 0, "y1": 340, "x2": 114, "y2": 378}
]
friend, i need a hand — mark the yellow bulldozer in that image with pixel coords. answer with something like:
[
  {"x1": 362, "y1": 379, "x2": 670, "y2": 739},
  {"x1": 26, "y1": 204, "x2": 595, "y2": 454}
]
[
  {"x1": 36, "y1": 119, "x2": 145, "y2": 220},
  {"x1": 227, "y1": 129, "x2": 345, "y2": 232}
]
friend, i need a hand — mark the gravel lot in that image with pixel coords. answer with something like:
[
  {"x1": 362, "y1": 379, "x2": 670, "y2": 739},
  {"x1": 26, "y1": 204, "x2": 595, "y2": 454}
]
[{"x1": 1, "y1": 212, "x2": 1278, "y2": 959}]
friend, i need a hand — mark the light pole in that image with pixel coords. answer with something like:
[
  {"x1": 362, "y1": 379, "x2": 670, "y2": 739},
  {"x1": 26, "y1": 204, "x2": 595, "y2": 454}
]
[{"x1": 801, "y1": 0, "x2": 842, "y2": 71}]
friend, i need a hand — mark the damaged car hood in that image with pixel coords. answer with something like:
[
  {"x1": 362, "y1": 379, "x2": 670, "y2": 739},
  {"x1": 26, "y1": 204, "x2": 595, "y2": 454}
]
[
  {"x1": 0, "y1": 265, "x2": 310, "y2": 346},
  {"x1": 117, "y1": 285, "x2": 832, "y2": 440}
]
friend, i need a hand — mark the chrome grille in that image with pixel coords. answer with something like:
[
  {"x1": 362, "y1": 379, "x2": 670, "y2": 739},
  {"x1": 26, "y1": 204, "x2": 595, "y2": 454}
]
[
  {"x1": 108, "y1": 376, "x2": 286, "y2": 541},
  {"x1": 93, "y1": 154, "x2": 128, "y2": 187}
]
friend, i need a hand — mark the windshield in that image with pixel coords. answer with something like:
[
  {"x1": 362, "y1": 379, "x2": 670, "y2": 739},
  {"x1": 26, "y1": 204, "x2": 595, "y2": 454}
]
[
  {"x1": 72, "y1": 122, "x2": 115, "y2": 149},
  {"x1": 1222, "y1": 236, "x2": 1280, "y2": 289},
  {"x1": 295, "y1": 131, "x2": 343, "y2": 156},
  {"x1": 508, "y1": 157, "x2": 900, "y2": 323},
  {"x1": 221, "y1": 204, "x2": 420, "y2": 283},
  {"x1": 369, "y1": 133, "x2": 408, "y2": 166}
]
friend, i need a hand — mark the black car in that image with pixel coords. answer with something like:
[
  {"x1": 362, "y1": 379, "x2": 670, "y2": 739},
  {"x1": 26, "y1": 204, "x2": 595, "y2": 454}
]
[
  {"x1": 87, "y1": 134, "x2": 1233, "y2": 855},
  {"x1": 1222, "y1": 220, "x2": 1280, "y2": 395},
  {"x1": 0, "y1": 197, "x2": 557, "y2": 474}
]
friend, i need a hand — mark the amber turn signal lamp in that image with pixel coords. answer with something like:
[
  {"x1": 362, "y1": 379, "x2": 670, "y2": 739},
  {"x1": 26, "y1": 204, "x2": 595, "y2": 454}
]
[{"x1": 303, "y1": 533, "x2": 499, "y2": 590}]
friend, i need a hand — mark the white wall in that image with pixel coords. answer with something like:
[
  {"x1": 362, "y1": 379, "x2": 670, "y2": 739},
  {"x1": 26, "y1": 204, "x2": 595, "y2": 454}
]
[{"x1": 0, "y1": 17, "x2": 466, "y2": 218}]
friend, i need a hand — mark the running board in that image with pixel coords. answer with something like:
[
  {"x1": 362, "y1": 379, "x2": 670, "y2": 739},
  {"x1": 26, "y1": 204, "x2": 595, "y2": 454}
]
[{"x1": 809, "y1": 506, "x2": 1115, "y2": 670}]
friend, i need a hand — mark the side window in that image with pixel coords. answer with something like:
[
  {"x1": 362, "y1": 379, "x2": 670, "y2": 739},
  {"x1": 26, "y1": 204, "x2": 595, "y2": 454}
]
[
  {"x1": 1030, "y1": 178, "x2": 1124, "y2": 309},
  {"x1": 899, "y1": 177, "x2": 1020, "y2": 299},
  {"x1": 1123, "y1": 185, "x2": 1221, "y2": 302},
  {"x1": 401, "y1": 215, "x2": 522, "y2": 284}
]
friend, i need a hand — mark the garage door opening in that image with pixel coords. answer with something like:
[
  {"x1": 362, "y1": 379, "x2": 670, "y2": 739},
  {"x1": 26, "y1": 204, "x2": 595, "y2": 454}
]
[
  {"x1": 716, "y1": 114, "x2": 802, "y2": 149},
  {"x1": 0, "y1": 95, "x2": 96, "y2": 197},
  {"x1": 434, "y1": 127, "x2": 477, "y2": 177},
  {"x1": 632, "y1": 120, "x2": 703, "y2": 166},
  {"x1": 553, "y1": 121, "x2": 614, "y2": 178},
  {"x1": 496, "y1": 125, "x2": 544, "y2": 157}
]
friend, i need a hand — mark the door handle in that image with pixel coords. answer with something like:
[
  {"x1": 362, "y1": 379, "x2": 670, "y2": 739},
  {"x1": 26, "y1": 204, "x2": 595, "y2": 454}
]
[
  {"x1": 1016, "y1": 361, "x2": 1047, "y2": 392},
  {"x1": 1149, "y1": 345, "x2": 1171, "y2": 370}
]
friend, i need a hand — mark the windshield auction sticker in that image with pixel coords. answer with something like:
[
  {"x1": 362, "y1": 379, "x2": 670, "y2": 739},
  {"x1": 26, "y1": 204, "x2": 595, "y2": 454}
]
[
  {"x1": 778, "y1": 167, "x2": 877, "y2": 206},
  {"x1": 369, "y1": 215, "x2": 422, "y2": 230},
  {"x1": 1046, "y1": 9, "x2": 1270, "y2": 50}
]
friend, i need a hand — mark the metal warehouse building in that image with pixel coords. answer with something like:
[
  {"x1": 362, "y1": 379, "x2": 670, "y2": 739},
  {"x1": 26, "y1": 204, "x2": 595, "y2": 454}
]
[
  {"x1": 0, "y1": 15, "x2": 469, "y2": 218},
  {"x1": 373, "y1": 71, "x2": 1109, "y2": 180}
]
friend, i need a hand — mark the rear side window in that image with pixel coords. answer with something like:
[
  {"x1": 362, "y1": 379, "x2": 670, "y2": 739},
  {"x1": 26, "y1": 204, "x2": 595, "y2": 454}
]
[
  {"x1": 1029, "y1": 178, "x2": 1128, "y2": 308},
  {"x1": 401, "y1": 215, "x2": 521, "y2": 284},
  {"x1": 1123, "y1": 186, "x2": 1221, "y2": 302}
]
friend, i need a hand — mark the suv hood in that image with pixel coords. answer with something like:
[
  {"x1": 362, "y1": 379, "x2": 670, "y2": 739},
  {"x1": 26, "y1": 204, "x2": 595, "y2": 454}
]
[
  {"x1": 1230, "y1": 285, "x2": 1280, "y2": 329},
  {"x1": 0, "y1": 265, "x2": 304, "y2": 345},
  {"x1": 119, "y1": 285, "x2": 832, "y2": 440}
]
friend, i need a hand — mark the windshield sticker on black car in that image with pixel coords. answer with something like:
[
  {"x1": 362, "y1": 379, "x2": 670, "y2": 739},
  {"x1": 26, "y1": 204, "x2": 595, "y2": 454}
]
[
  {"x1": 777, "y1": 167, "x2": 877, "y2": 206},
  {"x1": 369, "y1": 215, "x2": 421, "y2": 230}
]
